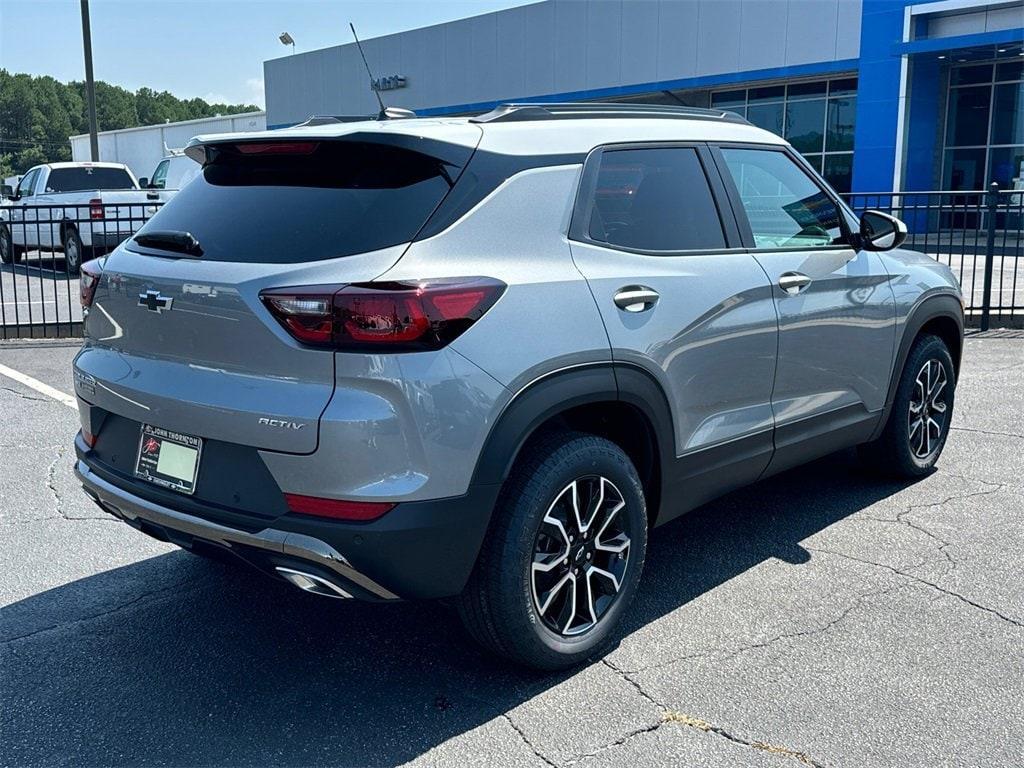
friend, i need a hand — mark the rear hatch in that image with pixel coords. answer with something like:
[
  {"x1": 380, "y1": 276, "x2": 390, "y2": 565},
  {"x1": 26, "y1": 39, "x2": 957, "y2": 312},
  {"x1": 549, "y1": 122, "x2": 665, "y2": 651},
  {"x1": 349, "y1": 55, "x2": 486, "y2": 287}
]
[{"x1": 76, "y1": 128, "x2": 479, "y2": 455}]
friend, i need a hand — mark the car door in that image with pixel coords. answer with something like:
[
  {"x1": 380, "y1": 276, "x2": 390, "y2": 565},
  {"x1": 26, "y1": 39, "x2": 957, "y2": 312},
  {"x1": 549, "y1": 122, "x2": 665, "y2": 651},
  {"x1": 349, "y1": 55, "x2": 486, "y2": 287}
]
[
  {"x1": 712, "y1": 145, "x2": 896, "y2": 473},
  {"x1": 568, "y1": 143, "x2": 779, "y2": 521},
  {"x1": 10, "y1": 169, "x2": 40, "y2": 249}
]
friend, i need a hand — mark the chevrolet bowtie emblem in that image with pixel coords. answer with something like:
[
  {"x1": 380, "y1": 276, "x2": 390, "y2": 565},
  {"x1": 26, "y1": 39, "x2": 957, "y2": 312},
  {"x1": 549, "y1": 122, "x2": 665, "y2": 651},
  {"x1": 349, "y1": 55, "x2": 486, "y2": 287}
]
[{"x1": 138, "y1": 289, "x2": 173, "y2": 313}]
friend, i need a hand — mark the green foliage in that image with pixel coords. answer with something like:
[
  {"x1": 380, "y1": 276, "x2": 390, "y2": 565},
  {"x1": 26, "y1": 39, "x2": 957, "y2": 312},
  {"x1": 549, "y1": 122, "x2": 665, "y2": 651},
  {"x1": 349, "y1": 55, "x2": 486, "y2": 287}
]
[{"x1": 0, "y1": 69, "x2": 259, "y2": 176}]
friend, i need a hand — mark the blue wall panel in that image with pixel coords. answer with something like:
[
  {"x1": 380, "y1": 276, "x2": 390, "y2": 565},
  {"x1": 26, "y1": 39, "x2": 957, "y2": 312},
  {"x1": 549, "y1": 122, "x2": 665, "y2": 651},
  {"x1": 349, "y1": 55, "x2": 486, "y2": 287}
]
[{"x1": 850, "y1": 0, "x2": 909, "y2": 193}]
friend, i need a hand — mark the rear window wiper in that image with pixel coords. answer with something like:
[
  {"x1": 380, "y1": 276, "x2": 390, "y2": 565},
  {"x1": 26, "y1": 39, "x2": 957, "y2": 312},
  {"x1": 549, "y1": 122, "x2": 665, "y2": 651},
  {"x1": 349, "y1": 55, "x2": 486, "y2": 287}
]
[{"x1": 133, "y1": 230, "x2": 203, "y2": 257}]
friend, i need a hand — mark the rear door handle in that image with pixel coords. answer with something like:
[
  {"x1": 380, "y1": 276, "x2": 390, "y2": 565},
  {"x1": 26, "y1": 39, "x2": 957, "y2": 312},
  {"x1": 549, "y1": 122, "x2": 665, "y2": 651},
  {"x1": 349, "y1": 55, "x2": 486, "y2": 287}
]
[
  {"x1": 614, "y1": 286, "x2": 660, "y2": 312},
  {"x1": 778, "y1": 272, "x2": 811, "y2": 295}
]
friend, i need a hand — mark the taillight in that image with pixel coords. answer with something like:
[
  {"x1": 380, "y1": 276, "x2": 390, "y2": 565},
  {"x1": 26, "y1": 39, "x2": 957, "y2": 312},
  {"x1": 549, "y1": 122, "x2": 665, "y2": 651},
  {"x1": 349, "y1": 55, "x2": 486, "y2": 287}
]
[
  {"x1": 89, "y1": 198, "x2": 104, "y2": 220},
  {"x1": 284, "y1": 493, "x2": 395, "y2": 521},
  {"x1": 234, "y1": 142, "x2": 319, "y2": 155},
  {"x1": 80, "y1": 259, "x2": 102, "y2": 310},
  {"x1": 260, "y1": 278, "x2": 505, "y2": 351}
]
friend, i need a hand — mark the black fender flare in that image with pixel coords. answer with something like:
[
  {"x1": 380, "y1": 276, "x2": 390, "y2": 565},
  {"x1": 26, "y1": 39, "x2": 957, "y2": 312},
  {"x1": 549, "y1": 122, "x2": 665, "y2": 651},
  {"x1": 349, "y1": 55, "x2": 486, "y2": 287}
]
[
  {"x1": 870, "y1": 292, "x2": 964, "y2": 441},
  {"x1": 469, "y1": 362, "x2": 676, "y2": 507}
]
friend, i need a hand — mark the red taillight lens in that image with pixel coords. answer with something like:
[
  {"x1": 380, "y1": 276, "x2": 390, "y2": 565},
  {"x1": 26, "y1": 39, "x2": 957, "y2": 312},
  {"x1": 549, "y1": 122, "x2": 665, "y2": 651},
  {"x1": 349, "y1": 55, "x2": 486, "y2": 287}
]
[
  {"x1": 81, "y1": 428, "x2": 97, "y2": 448},
  {"x1": 89, "y1": 198, "x2": 104, "y2": 220},
  {"x1": 234, "y1": 142, "x2": 319, "y2": 155},
  {"x1": 284, "y1": 493, "x2": 395, "y2": 521},
  {"x1": 260, "y1": 278, "x2": 505, "y2": 351},
  {"x1": 80, "y1": 259, "x2": 102, "y2": 309}
]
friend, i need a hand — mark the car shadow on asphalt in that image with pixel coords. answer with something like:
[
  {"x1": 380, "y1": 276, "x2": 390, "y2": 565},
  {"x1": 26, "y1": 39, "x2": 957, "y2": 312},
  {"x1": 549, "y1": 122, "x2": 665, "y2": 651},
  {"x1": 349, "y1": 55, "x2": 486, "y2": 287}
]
[{"x1": 1, "y1": 448, "x2": 917, "y2": 766}]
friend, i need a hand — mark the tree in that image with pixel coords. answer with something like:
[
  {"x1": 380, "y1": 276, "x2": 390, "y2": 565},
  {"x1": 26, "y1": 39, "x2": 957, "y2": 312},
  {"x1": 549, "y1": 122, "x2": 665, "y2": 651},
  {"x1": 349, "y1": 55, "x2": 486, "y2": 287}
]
[{"x1": 0, "y1": 69, "x2": 260, "y2": 174}]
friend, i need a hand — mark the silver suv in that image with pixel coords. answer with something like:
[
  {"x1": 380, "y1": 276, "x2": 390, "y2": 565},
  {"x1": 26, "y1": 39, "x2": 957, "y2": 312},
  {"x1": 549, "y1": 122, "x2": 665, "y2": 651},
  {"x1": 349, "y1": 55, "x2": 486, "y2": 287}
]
[{"x1": 73, "y1": 103, "x2": 963, "y2": 669}]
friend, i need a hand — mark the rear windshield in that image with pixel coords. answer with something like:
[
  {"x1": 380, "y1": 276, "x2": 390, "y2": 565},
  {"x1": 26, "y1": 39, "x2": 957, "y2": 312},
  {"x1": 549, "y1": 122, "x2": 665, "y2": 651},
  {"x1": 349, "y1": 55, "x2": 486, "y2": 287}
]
[
  {"x1": 46, "y1": 167, "x2": 136, "y2": 193},
  {"x1": 130, "y1": 139, "x2": 469, "y2": 263}
]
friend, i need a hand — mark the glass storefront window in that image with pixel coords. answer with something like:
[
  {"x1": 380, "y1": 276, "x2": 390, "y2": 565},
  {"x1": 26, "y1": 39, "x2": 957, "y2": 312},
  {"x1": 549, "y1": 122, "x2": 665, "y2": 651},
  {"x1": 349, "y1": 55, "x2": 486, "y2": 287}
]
[
  {"x1": 991, "y1": 82, "x2": 1024, "y2": 145},
  {"x1": 945, "y1": 86, "x2": 991, "y2": 146},
  {"x1": 749, "y1": 85, "x2": 784, "y2": 103},
  {"x1": 788, "y1": 81, "x2": 827, "y2": 99},
  {"x1": 988, "y1": 146, "x2": 1024, "y2": 189},
  {"x1": 826, "y1": 97, "x2": 856, "y2": 152},
  {"x1": 951, "y1": 64, "x2": 993, "y2": 85},
  {"x1": 942, "y1": 148, "x2": 986, "y2": 190},
  {"x1": 711, "y1": 90, "x2": 745, "y2": 108},
  {"x1": 748, "y1": 102, "x2": 783, "y2": 135},
  {"x1": 710, "y1": 77, "x2": 856, "y2": 194},
  {"x1": 942, "y1": 59, "x2": 1024, "y2": 191},
  {"x1": 824, "y1": 154, "x2": 853, "y2": 194},
  {"x1": 785, "y1": 99, "x2": 826, "y2": 154}
]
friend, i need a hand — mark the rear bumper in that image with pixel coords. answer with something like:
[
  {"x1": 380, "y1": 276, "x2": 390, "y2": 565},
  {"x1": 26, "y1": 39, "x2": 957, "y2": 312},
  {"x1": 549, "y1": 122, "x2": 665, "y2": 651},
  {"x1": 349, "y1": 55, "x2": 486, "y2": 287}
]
[{"x1": 74, "y1": 450, "x2": 500, "y2": 601}]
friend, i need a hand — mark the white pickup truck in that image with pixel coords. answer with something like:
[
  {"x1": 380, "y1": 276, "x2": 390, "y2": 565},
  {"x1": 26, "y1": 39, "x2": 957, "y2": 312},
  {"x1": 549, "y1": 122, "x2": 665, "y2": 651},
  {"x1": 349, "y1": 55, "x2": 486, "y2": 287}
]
[{"x1": 0, "y1": 161, "x2": 165, "y2": 276}]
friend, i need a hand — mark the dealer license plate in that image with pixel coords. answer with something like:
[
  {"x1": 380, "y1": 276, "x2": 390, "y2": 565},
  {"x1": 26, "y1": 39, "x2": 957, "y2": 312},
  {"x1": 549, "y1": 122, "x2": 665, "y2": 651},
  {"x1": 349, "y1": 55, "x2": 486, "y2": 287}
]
[{"x1": 134, "y1": 424, "x2": 203, "y2": 495}]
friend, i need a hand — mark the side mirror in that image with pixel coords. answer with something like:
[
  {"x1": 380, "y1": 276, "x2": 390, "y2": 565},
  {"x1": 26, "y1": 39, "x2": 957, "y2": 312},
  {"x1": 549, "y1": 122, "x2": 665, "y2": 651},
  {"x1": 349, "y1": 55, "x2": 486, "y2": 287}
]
[
  {"x1": 1, "y1": 185, "x2": 12, "y2": 199},
  {"x1": 859, "y1": 210, "x2": 907, "y2": 251},
  {"x1": 138, "y1": 177, "x2": 149, "y2": 189}
]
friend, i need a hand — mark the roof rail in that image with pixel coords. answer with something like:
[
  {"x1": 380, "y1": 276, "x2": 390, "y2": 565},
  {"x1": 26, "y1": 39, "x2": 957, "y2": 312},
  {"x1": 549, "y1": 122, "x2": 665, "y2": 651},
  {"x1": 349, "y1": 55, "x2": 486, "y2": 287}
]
[{"x1": 470, "y1": 102, "x2": 750, "y2": 125}]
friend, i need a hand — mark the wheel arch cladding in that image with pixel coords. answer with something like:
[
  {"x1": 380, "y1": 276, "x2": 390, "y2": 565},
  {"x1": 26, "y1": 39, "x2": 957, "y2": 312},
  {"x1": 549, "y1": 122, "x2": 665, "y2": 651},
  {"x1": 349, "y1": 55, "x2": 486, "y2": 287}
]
[
  {"x1": 872, "y1": 293, "x2": 963, "y2": 442},
  {"x1": 470, "y1": 363, "x2": 673, "y2": 528}
]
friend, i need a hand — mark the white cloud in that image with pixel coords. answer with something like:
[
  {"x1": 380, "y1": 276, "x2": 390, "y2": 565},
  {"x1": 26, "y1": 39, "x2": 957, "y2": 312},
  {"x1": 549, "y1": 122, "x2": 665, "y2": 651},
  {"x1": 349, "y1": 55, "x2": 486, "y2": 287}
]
[{"x1": 246, "y1": 78, "x2": 266, "y2": 109}]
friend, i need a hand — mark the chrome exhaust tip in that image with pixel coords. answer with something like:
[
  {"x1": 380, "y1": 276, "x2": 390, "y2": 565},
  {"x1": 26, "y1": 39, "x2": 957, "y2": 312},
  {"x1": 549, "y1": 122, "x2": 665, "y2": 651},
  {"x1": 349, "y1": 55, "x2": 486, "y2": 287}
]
[{"x1": 275, "y1": 566, "x2": 352, "y2": 599}]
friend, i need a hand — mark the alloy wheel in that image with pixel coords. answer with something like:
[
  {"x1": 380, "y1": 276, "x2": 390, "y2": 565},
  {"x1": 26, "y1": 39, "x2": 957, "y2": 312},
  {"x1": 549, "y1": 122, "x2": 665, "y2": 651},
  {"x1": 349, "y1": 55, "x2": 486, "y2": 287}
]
[
  {"x1": 909, "y1": 359, "x2": 948, "y2": 459},
  {"x1": 531, "y1": 475, "x2": 632, "y2": 636},
  {"x1": 65, "y1": 235, "x2": 80, "y2": 270}
]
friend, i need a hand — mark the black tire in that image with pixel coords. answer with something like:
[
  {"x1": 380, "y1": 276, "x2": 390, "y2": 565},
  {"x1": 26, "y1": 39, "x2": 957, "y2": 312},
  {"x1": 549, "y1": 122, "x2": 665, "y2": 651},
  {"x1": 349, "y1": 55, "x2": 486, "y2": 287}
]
[
  {"x1": 62, "y1": 226, "x2": 85, "y2": 277},
  {"x1": 0, "y1": 225, "x2": 22, "y2": 264},
  {"x1": 859, "y1": 333, "x2": 956, "y2": 478},
  {"x1": 458, "y1": 431, "x2": 648, "y2": 670}
]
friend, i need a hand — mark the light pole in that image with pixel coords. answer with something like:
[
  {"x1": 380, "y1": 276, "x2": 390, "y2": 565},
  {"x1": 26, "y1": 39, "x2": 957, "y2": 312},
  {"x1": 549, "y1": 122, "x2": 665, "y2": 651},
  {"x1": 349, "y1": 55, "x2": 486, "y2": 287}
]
[
  {"x1": 80, "y1": 0, "x2": 99, "y2": 161},
  {"x1": 279, "y1": 32, "x2": 295, "y2": 53}
]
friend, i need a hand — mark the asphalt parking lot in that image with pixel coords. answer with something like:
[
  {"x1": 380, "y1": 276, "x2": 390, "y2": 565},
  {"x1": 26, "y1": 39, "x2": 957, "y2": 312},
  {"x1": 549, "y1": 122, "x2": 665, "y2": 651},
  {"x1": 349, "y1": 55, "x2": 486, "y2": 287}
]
[{"x1": 1, "y1": 335, "x2": 1021, "y2": 768}]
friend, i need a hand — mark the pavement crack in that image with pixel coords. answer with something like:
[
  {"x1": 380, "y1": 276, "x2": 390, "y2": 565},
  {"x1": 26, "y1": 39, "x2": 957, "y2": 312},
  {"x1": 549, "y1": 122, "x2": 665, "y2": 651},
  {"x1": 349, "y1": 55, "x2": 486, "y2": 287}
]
[
  {"x1": 44, "y1": 445, "x2": 111, "y2": 522},
  {"x1": 622, "y1": 583, "x2": 898, "y2": 676},
  {"x1": 808, "y1": 547, "x2": 1023, "y2": 629},
  {"x1": 661, "y1": 711, "x2": 827, "y2": 767},
  {"x1": 2, "y1": 581, "x2": 206, "y2": 645},
  {"x1": 0, "y1": 385, "x2": 49, "y2": 403},
  {"x1": 502, "y1": 713, "x2": 560, "y2": 768},
  {"x1": 950, "y1": 426, "x2": 1024, "y2": 439},
  {"x1": 601, "y1": 658, "x2": 663, "y2": 709}
]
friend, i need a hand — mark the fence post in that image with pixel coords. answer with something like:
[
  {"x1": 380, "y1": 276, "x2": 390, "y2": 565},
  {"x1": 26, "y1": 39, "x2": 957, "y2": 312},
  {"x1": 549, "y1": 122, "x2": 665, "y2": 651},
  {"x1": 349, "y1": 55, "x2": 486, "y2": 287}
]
[{"x1": 980, "y1": 182, "x2": 999, "y2": 332}]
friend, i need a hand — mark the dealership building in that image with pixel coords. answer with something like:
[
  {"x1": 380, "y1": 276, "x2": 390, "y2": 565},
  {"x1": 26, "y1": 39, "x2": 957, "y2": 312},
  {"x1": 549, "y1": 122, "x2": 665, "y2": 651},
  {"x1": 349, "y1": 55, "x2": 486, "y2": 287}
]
[{"x1": 264, "y1": 0, "x2": 1023, "y2": 195}]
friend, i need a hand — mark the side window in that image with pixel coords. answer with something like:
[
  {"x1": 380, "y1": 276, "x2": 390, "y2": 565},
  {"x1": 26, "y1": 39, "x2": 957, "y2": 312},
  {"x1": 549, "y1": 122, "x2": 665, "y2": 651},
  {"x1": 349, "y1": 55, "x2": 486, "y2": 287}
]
[
  {"x1": 585, "y1": 147, "x2": 726, "y2": 252},
  {"x1": 17, "y1": 169, "x2": 38, "y2": 198},
  {"x1": 151, "y1": 160, "x2": 169, "y2": 189},
  {"x1": 720, "y1": 148, "x2": 847, "y2": 249}
]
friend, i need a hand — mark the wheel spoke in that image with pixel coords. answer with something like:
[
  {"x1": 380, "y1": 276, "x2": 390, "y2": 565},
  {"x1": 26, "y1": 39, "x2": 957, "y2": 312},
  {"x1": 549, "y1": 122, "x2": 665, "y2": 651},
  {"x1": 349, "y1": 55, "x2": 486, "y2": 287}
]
[
  {"x1": 535, "y1": 571, "x2": 572, "y2": 617},
  {"x1": 588, "y1": 565, "x2": 622, "y2": 593},
  {"x1": 560, "y1": 574, "x2": 578, "y2": 633},
  {"x1": 584, "y1": 569, "x2": 598, "y2": 626}
]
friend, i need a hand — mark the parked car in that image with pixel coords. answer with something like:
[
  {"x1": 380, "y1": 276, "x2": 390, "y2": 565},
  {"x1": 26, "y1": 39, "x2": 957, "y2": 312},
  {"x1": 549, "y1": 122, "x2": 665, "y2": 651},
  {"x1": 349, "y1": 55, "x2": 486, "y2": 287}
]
[
  {"x1": 139, "y1": 149, "x2": 201, "y2": 192},
  {"x1": 0, "y1": 161, "x2": 161, "y2": 275},
  {"x1": 71, "y1": 104, "x2": 964, "y2": 670}
]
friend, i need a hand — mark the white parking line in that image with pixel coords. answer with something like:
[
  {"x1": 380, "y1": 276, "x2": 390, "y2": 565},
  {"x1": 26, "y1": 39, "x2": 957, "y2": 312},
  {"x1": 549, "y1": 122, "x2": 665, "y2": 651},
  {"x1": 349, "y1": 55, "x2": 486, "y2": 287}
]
[{"x1": 0, "y1": 362, "x2": 77, "y2": 410}]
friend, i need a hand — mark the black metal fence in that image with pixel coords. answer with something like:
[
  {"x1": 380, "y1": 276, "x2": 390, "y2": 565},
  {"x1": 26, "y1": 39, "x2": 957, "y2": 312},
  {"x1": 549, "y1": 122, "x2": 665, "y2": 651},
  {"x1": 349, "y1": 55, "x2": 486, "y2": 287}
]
[
  {"x1": 0, "y1": 202, "x2": 163, "y2": 340},
  {"x1": 842, "y1": 183, "x2": 1024, "y2": 330},
  {"x1": 1, "y1": 190, "x2": 1022, "y2": 340}
]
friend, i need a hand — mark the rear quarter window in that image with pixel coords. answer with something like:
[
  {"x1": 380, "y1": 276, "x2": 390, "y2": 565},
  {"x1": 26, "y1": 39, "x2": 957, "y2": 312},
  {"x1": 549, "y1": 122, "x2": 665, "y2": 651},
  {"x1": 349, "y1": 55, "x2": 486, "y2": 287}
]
[{"x1": 131, "y1": 139, "x2": 470, "y2": 263}]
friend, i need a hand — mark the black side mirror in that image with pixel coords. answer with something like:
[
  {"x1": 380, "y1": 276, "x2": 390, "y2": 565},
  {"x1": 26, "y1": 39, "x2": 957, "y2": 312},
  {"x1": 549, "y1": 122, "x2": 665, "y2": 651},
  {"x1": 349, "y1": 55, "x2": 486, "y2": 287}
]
[
  {"x1": 859, "y1": 210, "x2": 907, "y2": 251},
  {"x1": 138, "y1": 177, "x2": 149, "y2": 189},
  {"x1": 1, "y1": 185, "x2": 12, "y2": 199}
]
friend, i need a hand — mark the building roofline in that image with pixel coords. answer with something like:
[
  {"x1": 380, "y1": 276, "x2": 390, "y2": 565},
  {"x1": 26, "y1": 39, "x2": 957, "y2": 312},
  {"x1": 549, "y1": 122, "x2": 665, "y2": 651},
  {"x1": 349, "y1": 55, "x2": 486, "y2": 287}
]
[{"x1": 69, "y1": 111, "x2": 266, "y2": 141}]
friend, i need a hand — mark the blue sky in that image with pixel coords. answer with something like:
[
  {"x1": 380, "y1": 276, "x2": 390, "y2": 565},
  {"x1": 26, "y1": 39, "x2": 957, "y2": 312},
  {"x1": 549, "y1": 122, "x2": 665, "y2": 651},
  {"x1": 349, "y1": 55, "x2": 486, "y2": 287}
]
[{"x1": 0, "y1": 0, "x2": 538, "y2": 108}]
